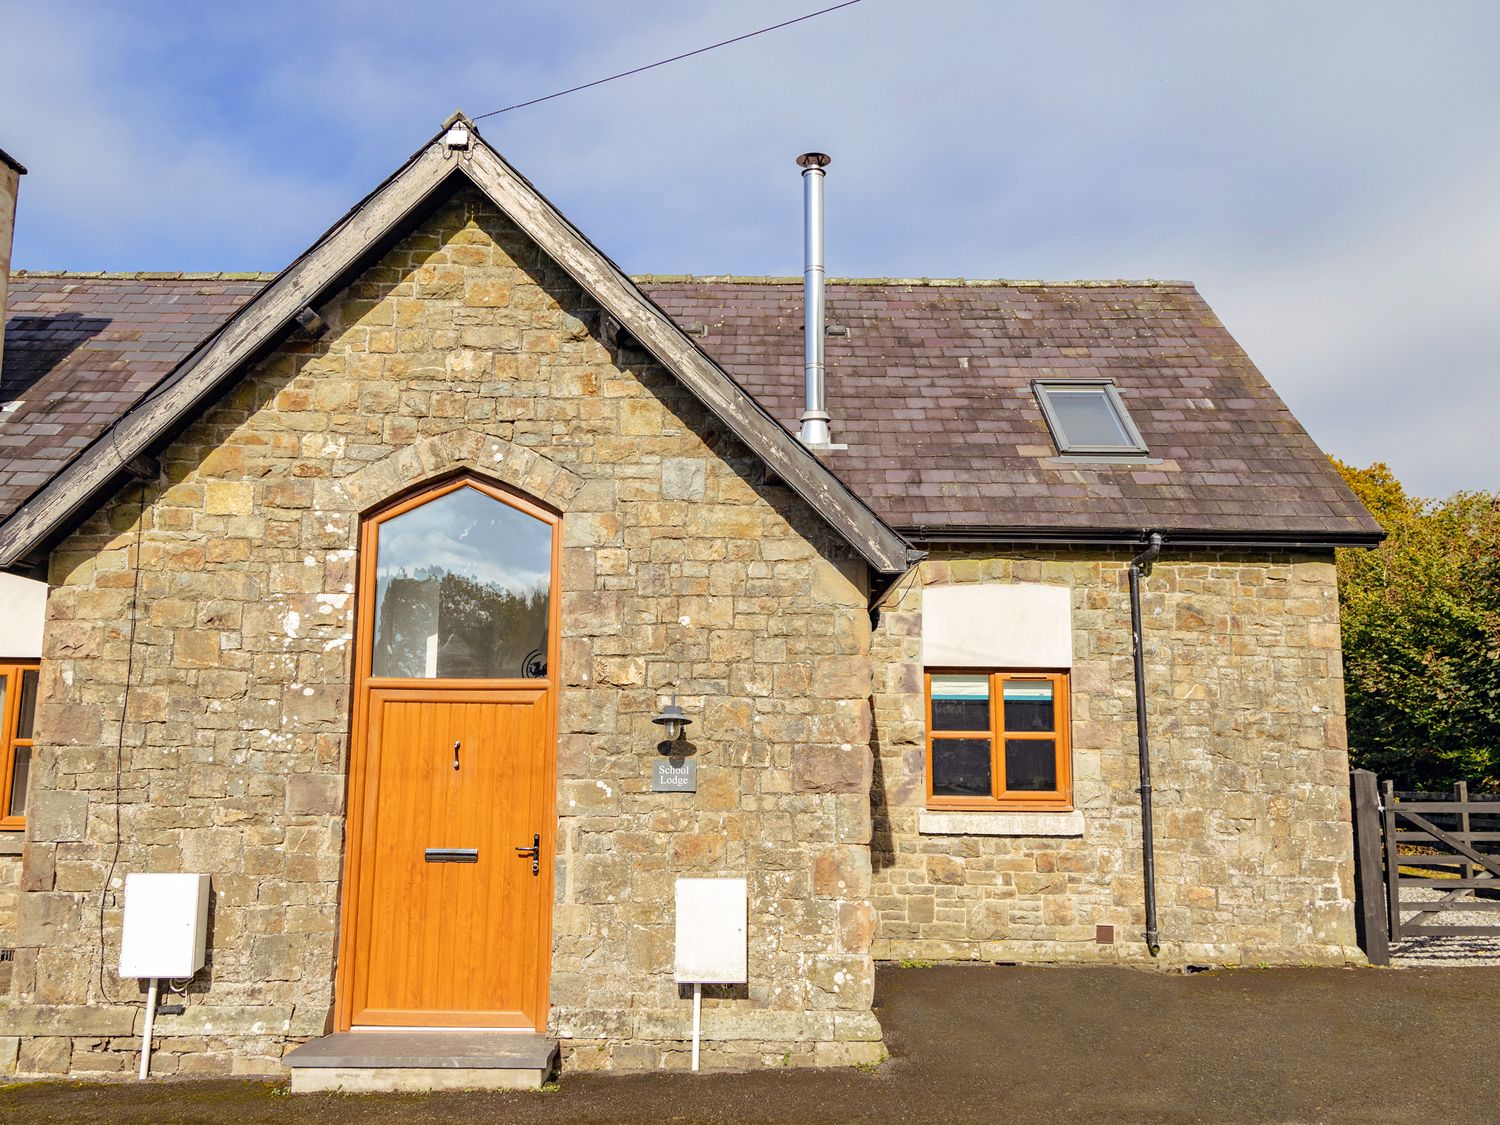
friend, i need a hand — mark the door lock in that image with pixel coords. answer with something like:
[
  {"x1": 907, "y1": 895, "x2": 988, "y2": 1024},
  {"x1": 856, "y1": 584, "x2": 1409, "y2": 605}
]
[{"x1": 515, "y1": 833, "x2": 541, "y2": 876}]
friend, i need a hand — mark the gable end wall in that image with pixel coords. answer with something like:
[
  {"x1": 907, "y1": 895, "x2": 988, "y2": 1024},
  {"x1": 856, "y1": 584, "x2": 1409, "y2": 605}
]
[{"x1": 3, "y1": 190, "x2": 880, "y2": 1078}]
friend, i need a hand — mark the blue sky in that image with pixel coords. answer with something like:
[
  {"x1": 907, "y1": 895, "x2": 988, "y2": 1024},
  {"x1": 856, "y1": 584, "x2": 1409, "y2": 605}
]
[{"x1": 2, "y1": 0, "x2": 1496, "y2": 497}]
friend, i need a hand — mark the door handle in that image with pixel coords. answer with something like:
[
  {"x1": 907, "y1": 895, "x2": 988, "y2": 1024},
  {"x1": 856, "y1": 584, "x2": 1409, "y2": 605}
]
[{"x1": 515, "y1": 833, "x2": 541, "y2": 876}]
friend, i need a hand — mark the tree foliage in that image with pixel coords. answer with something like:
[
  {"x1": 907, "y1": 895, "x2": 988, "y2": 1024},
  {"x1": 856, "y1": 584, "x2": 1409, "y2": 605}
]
[{"x1": 1333, "y1": 459, "x2": 1500, "y2": 788}]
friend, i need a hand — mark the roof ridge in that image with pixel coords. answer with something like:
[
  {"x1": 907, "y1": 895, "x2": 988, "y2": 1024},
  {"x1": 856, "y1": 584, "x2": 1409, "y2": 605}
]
[
  {"x1": 632, "y1": 274, "x2": 1195, "y2": 288},
  {"x1": 11, "y1": 270, "x2": 1196, "y2": 288},
  {"x1": 11, "y1": 270, "x2": 279, "y2": 281}
]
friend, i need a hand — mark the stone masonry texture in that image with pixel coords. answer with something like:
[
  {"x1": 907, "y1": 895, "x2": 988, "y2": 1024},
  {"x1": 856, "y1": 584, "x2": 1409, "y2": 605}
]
[
  {"x1": 870, "y1": 549, "x2": 1363, "y2": 967},
  {"x1": 5, "y1": 188, "x2": 881, "y2": 1077},
  {"x1": 1, "y1": 849, "x2": 17, "y2": 1002}
]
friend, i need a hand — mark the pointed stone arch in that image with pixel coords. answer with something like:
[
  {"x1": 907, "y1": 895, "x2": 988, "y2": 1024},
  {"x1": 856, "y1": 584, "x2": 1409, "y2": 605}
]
[{"x1": 318, "y1": 428, "x2": 583, "y2": 516}]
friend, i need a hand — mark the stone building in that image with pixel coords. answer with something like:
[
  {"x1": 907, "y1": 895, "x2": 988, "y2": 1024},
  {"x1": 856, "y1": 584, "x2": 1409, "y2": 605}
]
[
  {"x1": 1, "y1": 144, "x2": 46, "y2": 1022},
  {"x1": 0, "y1": 118, "x2": 1379, "y2": 1086}
]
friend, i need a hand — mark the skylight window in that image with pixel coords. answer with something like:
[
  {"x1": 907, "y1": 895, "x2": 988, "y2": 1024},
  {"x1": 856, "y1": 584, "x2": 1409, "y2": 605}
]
[{"x1": 1032, "y1": 380, "x2": 1148, "y2": 456}]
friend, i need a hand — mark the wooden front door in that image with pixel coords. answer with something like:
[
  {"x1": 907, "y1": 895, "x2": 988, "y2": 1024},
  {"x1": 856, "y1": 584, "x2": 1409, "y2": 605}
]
[{"x1": 336, "y1": 476, "x2": 559, "y2": 1030}]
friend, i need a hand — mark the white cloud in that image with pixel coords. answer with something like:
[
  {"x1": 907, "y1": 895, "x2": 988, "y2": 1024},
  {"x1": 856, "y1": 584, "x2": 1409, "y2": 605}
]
[
  {"x1": 1, "y1": 0, "x2": 1495, "y2": 494},
  {"x1": 0, "y1": 4, "x2": 347, "y2": 268}
]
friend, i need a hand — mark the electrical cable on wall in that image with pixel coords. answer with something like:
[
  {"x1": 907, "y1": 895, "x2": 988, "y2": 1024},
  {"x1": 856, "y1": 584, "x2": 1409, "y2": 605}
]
[
  {"x1": 473, "y1": 1, "x2": 864, "y2": 120},
  {"x1": 96, "y1": 481, "x2": 150, "y2": 1005}
]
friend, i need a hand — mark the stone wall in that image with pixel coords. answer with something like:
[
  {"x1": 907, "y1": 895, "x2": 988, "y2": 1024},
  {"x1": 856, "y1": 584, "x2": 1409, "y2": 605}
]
[
  {"x1": 1, "y1": 847, "x2": 17, "y2": 988},
  {"x1": 6, "y1": 187, "x2": 881, "y2": 1077},
  {"x1": 871, "y1": 549, "x2": 1362, "y2": 967}
]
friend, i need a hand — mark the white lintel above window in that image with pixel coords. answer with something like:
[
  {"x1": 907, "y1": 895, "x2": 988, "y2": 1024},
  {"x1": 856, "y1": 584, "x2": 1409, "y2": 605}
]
[
  {"x1": 922, "y1": 583, "x2": 1073, "y2": 669},
  {"x1": 918, "y1": 809, "x2": 1085, "y2": 837}
]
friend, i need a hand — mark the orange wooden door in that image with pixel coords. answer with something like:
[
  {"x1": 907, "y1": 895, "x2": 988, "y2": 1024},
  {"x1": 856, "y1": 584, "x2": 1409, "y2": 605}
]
[
  {"x1": 335, "y1": 475, "x2": 561, "y2": 1032},
  {"x1": 345, "y1": 686, "x2": 551, "y2": 1028}
]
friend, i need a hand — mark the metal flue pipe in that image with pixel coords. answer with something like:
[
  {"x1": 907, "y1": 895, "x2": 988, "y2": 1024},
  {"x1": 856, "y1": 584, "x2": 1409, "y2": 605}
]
[{"x1": 796, "y1": 152, "x2": 833, "y2": 447}]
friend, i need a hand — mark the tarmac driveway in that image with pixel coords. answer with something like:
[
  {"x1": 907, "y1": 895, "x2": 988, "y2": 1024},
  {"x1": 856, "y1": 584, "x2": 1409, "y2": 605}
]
[{"x1": 5, "y1": 962, "x2": 1498, "y2": 1124}]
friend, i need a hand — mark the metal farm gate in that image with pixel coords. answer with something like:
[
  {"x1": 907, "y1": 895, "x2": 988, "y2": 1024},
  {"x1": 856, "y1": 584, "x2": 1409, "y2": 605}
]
[{"x1": 1351, "y1": 769, "x2": 1500, "y2": 964}]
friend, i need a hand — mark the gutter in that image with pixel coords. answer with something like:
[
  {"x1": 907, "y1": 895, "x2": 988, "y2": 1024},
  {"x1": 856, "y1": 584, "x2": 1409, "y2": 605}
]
[
  {"x1": 901, "y1": 526, "x2": 1384, "y2": 551},
  {"x1": 1129, "y1": 531, "x2": 1164, "y2": 957}
]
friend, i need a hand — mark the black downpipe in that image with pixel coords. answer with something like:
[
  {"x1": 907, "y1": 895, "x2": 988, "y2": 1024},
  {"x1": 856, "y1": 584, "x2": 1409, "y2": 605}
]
[{"x1": 1129, "y1": 532, "x2": 1164, "y2": 956}]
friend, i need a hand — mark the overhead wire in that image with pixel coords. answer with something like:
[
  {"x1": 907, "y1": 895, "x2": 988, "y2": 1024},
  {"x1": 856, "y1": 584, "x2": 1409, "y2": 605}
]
[
  {"x1": 72, "y1": 5, "x2": 868, "y2": 457},
  {"x1": 472, "y1": 1, "x2": 864, "y2": 120}
]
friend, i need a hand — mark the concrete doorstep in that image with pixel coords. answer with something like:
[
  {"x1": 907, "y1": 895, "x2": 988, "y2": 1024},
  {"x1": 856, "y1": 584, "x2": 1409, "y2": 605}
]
[{"x1": 282, "y1": 1032, "x2": 558, "y2": 1094}]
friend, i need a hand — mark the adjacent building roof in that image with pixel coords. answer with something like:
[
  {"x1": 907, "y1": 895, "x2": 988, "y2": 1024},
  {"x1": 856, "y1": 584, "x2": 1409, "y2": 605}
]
[{"x1": 1, "y1": 273, "x2": 268, "y2": 512}]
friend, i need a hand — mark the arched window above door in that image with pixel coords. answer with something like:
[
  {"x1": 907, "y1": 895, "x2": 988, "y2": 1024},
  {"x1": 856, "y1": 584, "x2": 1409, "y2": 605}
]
[{"x1": 369, "y1": 481, "x2": 554, "y2": 680}]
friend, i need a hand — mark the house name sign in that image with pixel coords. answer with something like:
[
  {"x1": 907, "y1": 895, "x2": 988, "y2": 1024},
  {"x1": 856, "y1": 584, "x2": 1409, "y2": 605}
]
[{"x1": 652, "y1": 757, "x2": 697, "y2": 793}]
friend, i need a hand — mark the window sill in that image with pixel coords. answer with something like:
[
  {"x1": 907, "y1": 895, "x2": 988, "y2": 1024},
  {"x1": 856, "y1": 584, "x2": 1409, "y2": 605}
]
[
  {"x1": 918, "y1": 809, "x2": 1085, "y2": 837},
  {"x1": 0, "y1": 832, "x2": 24, "y2": 856}
]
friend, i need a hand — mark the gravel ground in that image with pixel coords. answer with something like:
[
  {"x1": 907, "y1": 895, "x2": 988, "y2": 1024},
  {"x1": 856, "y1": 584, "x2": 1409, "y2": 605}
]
[
  {"x1": 6, "y1": 963, "x2": 1500, "y2": 1124},
  {"x1": 1391, "y1": 883, "x2": 1500, "y2": 966}
]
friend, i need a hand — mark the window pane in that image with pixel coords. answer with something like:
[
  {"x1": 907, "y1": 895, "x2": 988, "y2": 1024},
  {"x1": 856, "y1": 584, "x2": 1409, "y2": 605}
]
[
  {"x1": 1003, "y1": 679, "x2": 1054, "y2": 732},
  {"x1": 1005, "y1": 739, "x2": 1057, "y2": 792},
  {"x1": 16, "y1": 668, "x2": 38, "y2": 740},
  {"x1": 932, "y1": 738, "x2": 992, "y2": 798},
  {"x1": 8, "y1": 746, "x2": 28, "y2": 819},
  {"x1": 372, "y1": 486, "x2": 552, "y2": 679},
  {"x1": 931, "y1": 674, "x2": 990, "y2": 732},
  {"x1": 1046, "y1": 387, "x2": 1133, "y2": 448}
]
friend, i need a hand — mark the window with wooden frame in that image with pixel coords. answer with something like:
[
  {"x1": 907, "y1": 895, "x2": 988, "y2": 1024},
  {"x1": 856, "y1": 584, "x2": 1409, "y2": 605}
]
[
  {"x1": 0, "y1": 660, "x2": 39, "y2": 831},
  {"x1": 925, "y1": 670, "x2": 1071, "y2": 811}
]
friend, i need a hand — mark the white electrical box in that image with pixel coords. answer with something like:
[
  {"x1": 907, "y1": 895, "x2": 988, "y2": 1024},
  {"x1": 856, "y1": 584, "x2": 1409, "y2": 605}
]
[
  {"x1": 119, "y1": 873, "x2": 210, "y2": 979},
  {"x1": 675, "y1": 877, "x2": 747, "y2": 984}
]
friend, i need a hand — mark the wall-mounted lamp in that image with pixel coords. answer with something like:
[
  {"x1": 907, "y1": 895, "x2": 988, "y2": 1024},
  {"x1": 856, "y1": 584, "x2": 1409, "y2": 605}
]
[{"x1": 651, "y1": 694, "x2": 692, "y2": 744}]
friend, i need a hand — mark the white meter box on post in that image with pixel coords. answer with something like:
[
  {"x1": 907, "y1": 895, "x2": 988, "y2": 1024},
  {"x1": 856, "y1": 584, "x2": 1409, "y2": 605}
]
[
  {"x1": 675, "y1": 877, "x2": 747, "y2": 984},
  {"x1": 675, "y1": 877, "x2": 747, "y2": 1073},
  {"x1": 119, "y1": 873, "x2": 210, "y2": 979}
]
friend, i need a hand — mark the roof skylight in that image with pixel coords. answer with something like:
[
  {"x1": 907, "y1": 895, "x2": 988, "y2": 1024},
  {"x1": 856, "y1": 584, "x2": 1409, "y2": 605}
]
[{"x1": 1032, "y1": 380, "x2": 1148, "y2": 456}]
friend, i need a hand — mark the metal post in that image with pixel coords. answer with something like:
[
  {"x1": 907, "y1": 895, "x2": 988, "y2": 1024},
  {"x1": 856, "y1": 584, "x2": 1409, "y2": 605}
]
[
  {"x1": 691, "y1": 982, "x2": 702, "y2": 1072},
  {"x1": 1350, "y1": 769, "x2": 1390, "y2": 965},
  {"x1": 138, "y1": 977, "x2": 158, "y2": 1080}
]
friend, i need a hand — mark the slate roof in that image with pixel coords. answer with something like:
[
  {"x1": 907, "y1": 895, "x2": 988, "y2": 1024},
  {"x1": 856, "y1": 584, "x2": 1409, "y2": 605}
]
[
  {"x1": 647, "y1": 277, "x2": 1380, "y2": 540},
  {"x1": 1, "y1": 270, "x2": 1380, "y2": 543},
  {"x1": 1, "y1": 273, "x2": 270, "y2": 515}
]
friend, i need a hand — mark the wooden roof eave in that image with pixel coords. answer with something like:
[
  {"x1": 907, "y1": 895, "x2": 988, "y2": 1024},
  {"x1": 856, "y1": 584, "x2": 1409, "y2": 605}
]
[
  {"x1": 460, "y1": 143, "x2": 911, "y2": 574},
  {"x1": 0, "y1": 122, "x2": 913, "y2": 576}
]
